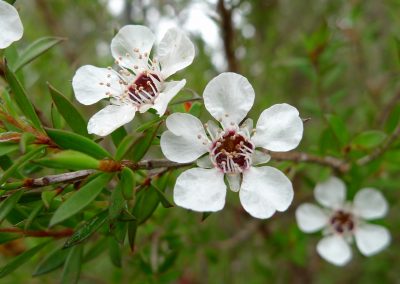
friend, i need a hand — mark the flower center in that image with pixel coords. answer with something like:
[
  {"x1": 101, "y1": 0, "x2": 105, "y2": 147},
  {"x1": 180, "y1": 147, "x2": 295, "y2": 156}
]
[
  {"x1": 210, "y1": 130, "x2": 254, "y2": 173},
  {"x1": 330, "y1": 210, "x2": 354, "y2": 234},
  {"x1": 127, "y1": 73, "x2": 160, "y2": 106}
]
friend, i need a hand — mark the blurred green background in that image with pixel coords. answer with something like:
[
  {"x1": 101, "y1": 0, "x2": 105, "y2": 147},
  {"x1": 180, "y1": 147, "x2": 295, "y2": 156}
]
[{"x1": 1, "y1": 0, "x2": 400, "y2": 283}]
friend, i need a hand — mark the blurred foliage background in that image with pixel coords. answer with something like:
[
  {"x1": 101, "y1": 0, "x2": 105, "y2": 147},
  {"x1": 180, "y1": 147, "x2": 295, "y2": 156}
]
[{"x1": 1, "y1": 0, "x2": 400, "y2": 283}]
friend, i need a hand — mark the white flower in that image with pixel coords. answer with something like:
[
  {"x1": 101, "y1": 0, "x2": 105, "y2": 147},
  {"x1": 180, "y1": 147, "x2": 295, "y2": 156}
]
[
  {"x1": 295, "y1": 176, "x2": 391, "y2": 266},
  {"x1": 160, "y1": 72, "x2": 304, "y2": 219},
  {"x1": 0, "y1": 0, "x2": 23, "y2": 49},
  {"x1": 72, "y1": 25, "x2": 195, "y2": 136}
]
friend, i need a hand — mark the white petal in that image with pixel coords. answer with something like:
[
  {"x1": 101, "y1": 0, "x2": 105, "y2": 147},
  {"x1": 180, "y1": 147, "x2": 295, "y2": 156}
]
[
  {"x1": 353, "y1": 188, "x2": 388, "y2": 220},
  {"x1": 252, "y1": 104, "x2": 303, "y2": 152},
  {"x1": 158, "y1": 28, "x2": 195, "y2": 79},
  {"x1": 111, "y1": 25, "x2": 155, "y2": 69},
  {"x1": 0, "y1": 1, "x2": 23, "y2": 49},
  {"x1": 87, "y1": 104, "x2": 136, "y2": 136},
  {"x1": 174, "y1": 168, "x2": 226, "y2": 212},
  {"x1": 240, "y1": 166, "x2": 294, "y2": 219},
  {"x1": 226, "y1": 173, "x2": 241, "y2": 192},
  {"x1": 317, "y1": 235, "x2": 352, "y2": 266},
  {"x1": 295, "y1": 203, "x2": 329, "y2": 233},
  {"x1": 314, "y1": 177, "x2": 346, "y2": 209},
  {"x1": 205, "y1": 120, "x2": 221, "y2": 140},
  {"x1": 152, "y1": 79, "x2": 186, "y2": 116},
  {"x1": 160, "y1": 113, "x2": 209, "y2": 163},
  {"x1": 203, "y1": 72, "x2": 255, "y2": 129},
  {"x1": 354, "y1": 224, "x2": 391, "y2": 256},
  {"x1": 251, "y1": 150, "x2": 271, "y2": 165},
  {"x1": 240, "y1": 118, "x2": 253, "y2": 138},
  {"x1": 72, "y1": 65, "x2": 122, "y2": 105},
  {"x1": 196, "y1": 155, "x2": 213, "y2": 169}
]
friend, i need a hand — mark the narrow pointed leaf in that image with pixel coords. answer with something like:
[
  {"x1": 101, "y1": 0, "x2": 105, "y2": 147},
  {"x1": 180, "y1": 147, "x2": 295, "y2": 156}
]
[
  {"x1": 61, "y1": 245, "x2": 83, "y2": 284},
  {"x1": 3, "y1": 59, "x2": 44, "y2": 132},
  {"x1": 0, "y1": 145, "x2": 46, "y2": 185},
  {"x1": 108, "y1": 237, "x2": 122, "y2": 268},
  {"x1": 115, "y1": 134, "x2": 137, "y2": 161},
  {"x1": 50, "y1": 173, "x2": 113, "y2": 226},
  {"x1": 152, "y1": 185, "x2": 173, "y2": 208},
  {"x1": 13, "y1": 37, "x2": 66, "y2": 71},
  {"x1": 130, "y1": 125, "x2": 160, "y2": 162},
  {"x1": 35, "y1": 150, "x2": 100, "y2": 170},
  {"x1": 132, "y1": 186, "x2": 160, "y2": 225},
  {"x1": 63, "y1": 210, "x2": 108, "y2": 248},
  {"x1": 46, "y1": 128, "x2": 110, "y2": 159},
  {"x1": 48, "y1": 83, "x2": 89, "y2": 137},
  {"x1": 33, "y1": 247, "x2": 69, "y2": 276},
  {"x1": 111, "y1": 126, "x2": 127, "y2": 147},
  {"x1": 120, "y1": 167, "x2": 135, "y2": 200},
  {"x1": 0, "y1": 190, "x2": 23, "y2": 223}
]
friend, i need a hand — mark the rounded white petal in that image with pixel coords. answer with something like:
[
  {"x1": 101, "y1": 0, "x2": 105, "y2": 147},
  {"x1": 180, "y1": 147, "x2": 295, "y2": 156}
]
[
  {"x1": 158, "y1": 28, "x2": 195, "y2": 79},
  {"x1": 203, "y1": 72, "x2": 255, "y2": 129},
  {"x1": 174, "y1": 168, "x2": 226, "y2": 212},
  {"x1": 353, "y1": 188, "x2": 388, "y2": 220},
  {"x1": 314, "y1": 177, "x2": 346, "y2": 209},
  {"x1": 251, "y1": 150, "x2": 271, "y2": 165},
  {"x1": 317, "y1": 235, "x2": 352, "y2": 266},
  {"x1": 72, "y1": 65, "x2": 122, "y2": 105},
  {"x1": 354, "y1": 224, "x2": 391, "y2": 256},
  {"x1": 240, "y1": 166, "x2": 294, "y2": 219},
  {"x1": 0, "y1": 1, "x2": 23, "y2": 49},
  {"x1": 88, "y1": 104, "x2": 136, "y2": 136},
  {"x1": 295, "y1": 203, "x2": 329, "y2": 233},
  {"x1": 196, "y1": 155, "x2": 213, "y2": 169},
  {"x1": 252, "y1": 104, "x2": 303, "y2": 152},
  {"x1": 160, "y1": 113, "x2": 209, "y2": 163},
  {"x1": 152, "y1": 79, "x2": 186, "y2": 116},
  {"x1": 111, "y1": 25, "x2": 155, "y2": 69}
]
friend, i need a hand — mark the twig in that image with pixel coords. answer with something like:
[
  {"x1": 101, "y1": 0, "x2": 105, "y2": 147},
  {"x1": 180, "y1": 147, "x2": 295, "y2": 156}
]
[
  {"x1": 356, "y1": 122, "x2": 400, "y2": 166},
  {"x1": 217, "y1": 0, "x2": 239, "y2": 72},
  {"x1": 0, "y1": 227, "x2": 73, "y2": 238}
]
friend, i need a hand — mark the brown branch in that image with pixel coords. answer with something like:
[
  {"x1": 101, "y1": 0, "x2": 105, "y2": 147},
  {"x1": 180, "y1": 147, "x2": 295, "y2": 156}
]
[
  {"x1": 217, "y1": 0, "x2": 239, "y2": 72},
  {"x1": 270, "y1": 151, "x2": 350, "y2": 173},
  {"x1": 356, "y1": 122, "x2": 400, "y2": 166},
  {"x1": 0, "y1": 227, "x2": 73, "y2": 238}
]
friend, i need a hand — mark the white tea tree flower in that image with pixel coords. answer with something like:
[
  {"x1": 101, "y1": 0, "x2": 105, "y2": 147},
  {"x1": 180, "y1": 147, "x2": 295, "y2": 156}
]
[
  {"x1": 72, "y1": 25, "x2": 195, "y2": 136},
  {"x1": 296, "y1": 177, "x2": 391, "y2": 266},
  {"x1": 0, "y1": 0, "x2": 23, "y2": 49},
  {"x1": 161, "y1": 72, "x2": 304, "y2": 219}
]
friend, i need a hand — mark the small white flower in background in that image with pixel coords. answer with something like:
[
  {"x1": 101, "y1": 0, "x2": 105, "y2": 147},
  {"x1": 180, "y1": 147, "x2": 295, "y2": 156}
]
[
  {"x1": 295, "y1": 176, "x2": 391, "y2": 266},
  {"x1": 72, "y1": 25, "x2": 195, "y2": 136},
  {"x1": 0, "y1": 0, "x2": 23, "y2": 49},
  {"x1": 160, "y1": 72, "x2": 304, "y2": 219}
]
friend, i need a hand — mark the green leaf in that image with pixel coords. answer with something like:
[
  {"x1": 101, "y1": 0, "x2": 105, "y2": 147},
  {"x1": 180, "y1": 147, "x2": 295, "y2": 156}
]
[
  {"x1": 63, "y1": 210, "x2": 108, "y2": 248},
  {"x1": 3, "y1": 59, "x2": 44, "y2": 132},
  {"x1": 33, "y1": 247, "x2": 69, "y2": 276},
  {"x1": 0, "y1": 190, "x2": 23, "y2": 224},
  {"x1": 109, "y1": 182, "x2": 126, "y2": 221},
  {"x1": 153, "y1": 185, "x2": 173, "y2": 208},
  {"x1": 132, "y1": 186, "x2": 160, "y2": 225},
  {"x1": 0, "y1": 241, "x2": 49, "y2": 278},
  {"x1": 51, "y1": 103, "x2": 65, "y2": 129},
  {"x1": 0, "y1": 233, "x2": 19, "y2": 245},
  {"x1": 48, "y1": 83, "x2": 89, "y2": 137},
  {"x1": 83, "y1": 238, "x2": 108, "y2": 263},
  {"x1": 24, "y1": 202, "x2": 43, "y2": 230},
  {"x1": 135, "y1": 116, "x2": 165, "y2": 132},
  {"x1": 108, "y1": 237, "x2": 122, "y2": 268},
  {"x1": 130, "y1": 125, "x2": 160, "y2": 162},
  {"x1": 61, "y1": 245, "x2": 83, "y2": 284},
  {"x1": 0, "y1": 145, "x2": 46, "y2": 185},
  {"x1": 35, "y1": 150, "x2": 100, "y2": 170},
  {"x1": 111, "y1": 126, "x2": 127, "y2": 147},
  {"x1": 19, "y1": 132, "x2": 36, "y2": 154},
  {"x1": 0, "y1": 143, "x2": 18, "y2": 156},
  {"x1": 41, "y1": 190, "x2": 57, "y2": 209},
  {"x1": 50, "y1": 173, "x2": 113, "y2": 226},
  {"x1": 13, "y1": 37, "x2": 65, "y2": 71},
  {"x1": 46, "y1": 128, "x2": 110, "y2": 159},
  {"x1": 115, "y1": 134, "x2": 137, "y2": 161},
  {"x1": 325, "y1": 114, "x2": 350, "y2": 146},
  {"x1": 120, "y1": 167, "x2": 135, "y2": 200},
  {"x1": 352, "y1": 130, "x2": 387, "y2": 149},
  {"x1": 127, "y1": 219, "x2": 137, "y2": 252}
]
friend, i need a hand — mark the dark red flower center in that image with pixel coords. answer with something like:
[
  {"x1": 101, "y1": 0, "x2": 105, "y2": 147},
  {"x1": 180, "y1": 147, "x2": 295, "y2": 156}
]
[
  {"x1": 211, "y1": 130, "x2": 254, "y2": 173},
  {"x1": 127, "y1": 73, "x2": 160, "y2": 105},
  {"x1": 330, "y1": 210, "x2": 354, "y2": 234}
]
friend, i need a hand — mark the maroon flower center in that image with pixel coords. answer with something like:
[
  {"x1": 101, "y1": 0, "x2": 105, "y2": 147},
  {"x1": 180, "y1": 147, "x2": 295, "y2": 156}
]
[
  {"x1": 330, "y1": 210, "x2": 354, "y2": 234},
  {"x1": 127, "y1": 73, "x2": 160, "y2": 105},
  {"x1": 211, "y1": 131, "x2": 254, "y2": 173}
]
